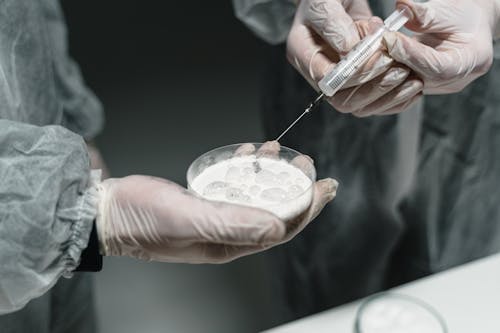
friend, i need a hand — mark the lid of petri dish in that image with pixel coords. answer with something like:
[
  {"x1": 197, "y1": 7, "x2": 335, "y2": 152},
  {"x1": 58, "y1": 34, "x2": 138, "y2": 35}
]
[{"x1": 355, "y1": 293, "x2": 448, "y2": 333}]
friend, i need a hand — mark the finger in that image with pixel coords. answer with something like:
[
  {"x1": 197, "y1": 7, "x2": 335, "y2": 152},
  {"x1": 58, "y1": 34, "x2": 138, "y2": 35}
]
[
  {"x1": 308, "y1": 178, "x2": 338, "y2": 221},
  {"x1": 287, "y1": 25, "x2": 337, "y2": 85},
  {"x1": 396, "y1": 0, "x2": 465, "y2": 34},
  {"x1": 376, "y1": 93, "x2": 422, "y2": 116},
  {"x1": 282, "y1": 178, "x2": 338, "y2": 242},
  {"x1": 329, "y1": 66, "x2": 410, "y2": 113},
  {"x1": 353, "y1": 78, "x2": 423, "y2": 117},
  {"x1": 303, "y1": 0, "x2": 360, "y2": 54},
  {"x1": 291, "y1": 154, "x2": 315, "y2": 179},
  {"x1": 356, "y1": 16, "x2": 384, "y2": 38},
  {"x1": 396, "y1": 0, "x2": 435, "y2": 33},
  {"x1": 383, "y1": 31, "x2": 463, "y2": 84},
  {"x1": 345, "y1": 1, "x2": 372, "y2": 21},
  {"x1": 234, "y1": 143, "x2": 256, "y2": 156},
  {"x1": 256, "y1": 140, "x2": 280, "y2": 159},
  {"x1": 339, "y1": 52, "x2": 393, "y2": 91}
]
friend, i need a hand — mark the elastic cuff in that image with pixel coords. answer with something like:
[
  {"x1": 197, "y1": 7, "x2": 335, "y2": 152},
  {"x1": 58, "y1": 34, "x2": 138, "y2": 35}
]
[
  {"x1": 62, "y1": 170, "x2": 101, "y2": 277},
  {"x1": 75, "y1": 222, "x2": 103, "y2": 272}
]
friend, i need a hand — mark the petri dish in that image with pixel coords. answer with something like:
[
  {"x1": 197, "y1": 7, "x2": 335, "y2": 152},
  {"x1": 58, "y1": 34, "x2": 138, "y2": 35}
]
[
  {"x1": 186, "y1": 143, "x2": 316, "y2": 220},
  {"x1": 355, "y1": 292, "x2": 448, "y2": 333}
]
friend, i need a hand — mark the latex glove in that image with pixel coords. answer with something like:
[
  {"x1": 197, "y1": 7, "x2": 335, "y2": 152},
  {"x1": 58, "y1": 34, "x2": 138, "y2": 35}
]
[
  {"x1": 95, "y1": 142, "x2": 338, "y2": 264},
  {"x1": 383, "y1": 0, "x2": 500, "y2": 95},
  {"x1": 287, "y1": 0, "x2": 419, "y2": 116},
  {"x1": 86, "y1": 141, "x2": 110, "y2": 179}
]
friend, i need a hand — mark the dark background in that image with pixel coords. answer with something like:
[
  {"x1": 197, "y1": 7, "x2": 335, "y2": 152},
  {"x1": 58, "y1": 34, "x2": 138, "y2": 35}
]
[
  {"x1": 62, "y1": 0, "x2": 269, "y2": 182},
  {"x1": 61, "y1": 1, "x2": 283, "y2": 332}
]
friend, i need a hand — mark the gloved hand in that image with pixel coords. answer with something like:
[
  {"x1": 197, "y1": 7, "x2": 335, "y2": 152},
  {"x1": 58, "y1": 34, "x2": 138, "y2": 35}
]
[
  {"x1": 95, "y1": 142, "x2": 338, "y2": 264},
  {"x1": 287, "y1": 0, "x2": 420, "y2": 116},
  {"x1": 383, "y1": 0, "x2": 499, "y2": 95}
]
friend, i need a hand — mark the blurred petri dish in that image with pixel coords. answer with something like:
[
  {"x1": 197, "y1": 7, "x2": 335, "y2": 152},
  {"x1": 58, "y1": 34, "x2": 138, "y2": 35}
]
[{"x1": 355, "y1": 293, "x2": 447, "y2": 333}]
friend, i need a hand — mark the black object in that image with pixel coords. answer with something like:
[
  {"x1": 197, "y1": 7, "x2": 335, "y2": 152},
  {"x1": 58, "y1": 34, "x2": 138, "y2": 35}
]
[{"x1": 75, "y1": 222, "x2": 103, "y2": 272}]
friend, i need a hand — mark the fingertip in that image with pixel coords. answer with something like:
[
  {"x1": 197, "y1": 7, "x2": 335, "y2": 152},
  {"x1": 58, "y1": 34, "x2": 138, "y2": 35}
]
[
  {"x1": 396, "y1": 0, "x2": 429, "y2": 31},
  {"x1": 291, "y1": 154, "x2": 314, "y2": 166},
  {"x1": 291, "y1": 154, "x2": 315, "y2": 178},
  {"x1": 382, "y1": 31, "x2": 413, "y2": 63},
  {"x1": 257, "y1": 141, "x2": 281, "y2": 159},
  {"x1": 316, "y1": 178, "x2": 338, "y2": 197},
  {"x1": 308, "y1": 178, "x2": 338, "y2": 220},
  {"x1": 367, "y1": 16, "x2": 384, "y2": 33},
  {"x1": 235, "y1": 143, "x2": 256, "y2": 156},
  {"x1": 263, "y1": 140, "x2": 280, "y2": 150}
]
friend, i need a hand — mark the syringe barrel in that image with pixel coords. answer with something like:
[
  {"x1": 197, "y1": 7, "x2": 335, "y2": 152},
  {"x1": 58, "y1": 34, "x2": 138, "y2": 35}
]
[
  {"x1": 317, "y1": 7, "x2": 411, "y2": 97},
  {"x1": 318, "y1": 28, "x2": 385, "y2": 97}
]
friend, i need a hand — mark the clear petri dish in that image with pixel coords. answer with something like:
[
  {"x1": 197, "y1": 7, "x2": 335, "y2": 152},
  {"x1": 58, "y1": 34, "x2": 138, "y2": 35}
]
[
  {"x1": 355, "y1": 292, "x2": 448, "y2": 333},
  {"x1": 186, "y1": 143, "x2": 316, "y2": 220}
]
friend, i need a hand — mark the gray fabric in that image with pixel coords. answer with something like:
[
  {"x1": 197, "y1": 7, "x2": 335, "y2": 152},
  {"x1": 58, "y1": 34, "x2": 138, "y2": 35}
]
[
  {"x1": 0, "y1": 273, "x2": 97, "y2": 333},
  {"x1": 0, "y1": 0, "x2": 102, "y2": 328},
  {"x1": 235, "y1": 0, "x2": 500, "y2": 321},
  {"x1": 232, "y1": 0, "x2": 296, "y2": 44},
  {"x1": 261, "y1": 42, "x2": 500, "y2": 322},
  {"x1": 0, "y1": 120, "x2": 99, "y2": 314}
]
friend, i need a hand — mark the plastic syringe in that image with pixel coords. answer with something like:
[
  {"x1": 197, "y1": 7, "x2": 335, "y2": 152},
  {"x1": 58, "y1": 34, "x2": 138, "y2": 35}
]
[{"x1": 275, "y1": 6, "x2": 412, "y2": 141}]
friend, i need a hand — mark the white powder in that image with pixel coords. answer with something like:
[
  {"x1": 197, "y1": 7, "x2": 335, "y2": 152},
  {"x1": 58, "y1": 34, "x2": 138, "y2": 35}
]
[
  {"x1": 359, "y1": 296, "x2": 445, "y2": 333},
  {"x1": 190, "y1": 155, "x2": 313, "y2": 220}
]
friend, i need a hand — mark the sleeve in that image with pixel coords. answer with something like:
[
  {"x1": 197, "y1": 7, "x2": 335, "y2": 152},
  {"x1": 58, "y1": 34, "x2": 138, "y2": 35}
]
[
  {"x1": 0, "y1": 119, "x2": 100, "y2": 314},
  {"x1": 232, "y1": 0, "x2": 297, "y2": 45},
  {"x1": 42, "y1": 0, "x2": 105, "y2": 140}
]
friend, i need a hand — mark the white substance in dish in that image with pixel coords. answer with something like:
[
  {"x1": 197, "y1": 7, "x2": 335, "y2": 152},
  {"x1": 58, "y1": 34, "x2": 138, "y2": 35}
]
[
  {"x1": 190, "y1": 156, "x2": 313, "y2": 220},
  {"x1": 359, "y1": 296, "x2": 445, "y2": 333}
]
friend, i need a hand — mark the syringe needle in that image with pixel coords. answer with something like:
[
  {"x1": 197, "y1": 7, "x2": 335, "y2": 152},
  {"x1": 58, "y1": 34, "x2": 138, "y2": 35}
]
[
  {"x1": 275, "y1": 93, "x2": 324, "y2": 142},
  {"x1": 275, "y1": 109, "x2": 309, "y2": 142}
]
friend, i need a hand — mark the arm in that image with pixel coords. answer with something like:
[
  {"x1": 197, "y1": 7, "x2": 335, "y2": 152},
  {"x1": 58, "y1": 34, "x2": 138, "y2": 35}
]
[
  {"x1": 232, "y1": 0, "x2": 297, "y2": 44},
  {"x1": 0, "y1": 120, "x2": 99, "y2": 314},
  {"x1": 0, "y1": 128, "x2": 336, "y2": 314}
]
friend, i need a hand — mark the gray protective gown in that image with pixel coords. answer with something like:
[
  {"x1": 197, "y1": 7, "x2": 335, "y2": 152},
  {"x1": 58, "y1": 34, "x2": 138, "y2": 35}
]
[
  {"x1": 234, "y1": 0, "x2": 500, "y2": 321},
  {"x1": 0, "y1": 0, "x2": 102, "y2": 331}
]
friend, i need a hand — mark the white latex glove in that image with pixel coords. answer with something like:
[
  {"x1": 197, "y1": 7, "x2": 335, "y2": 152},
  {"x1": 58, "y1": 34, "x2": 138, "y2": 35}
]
[
  {"x1": 95, "y1": 142, "x2": 338, "y2": 264},
  {"x1": 287, "y1": 0, "x2": 420, "y2": 116},
  {"x1": 383, "y1": 0, "x2": 500, "y2": 96}
]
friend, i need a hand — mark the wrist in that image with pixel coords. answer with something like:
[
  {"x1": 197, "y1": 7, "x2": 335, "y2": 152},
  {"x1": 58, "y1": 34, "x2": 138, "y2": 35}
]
[{"x1": 95, "y1": 180, "x2": 113, "y2": 256}]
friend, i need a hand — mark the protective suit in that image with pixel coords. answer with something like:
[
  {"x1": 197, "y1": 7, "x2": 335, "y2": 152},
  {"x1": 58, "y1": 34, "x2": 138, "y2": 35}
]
[
  {"x1": 0, "y1": 0, "x2": 102, "y2": 330},
  {"x1": 233, "y1": 0, "x2": 500, "y2": 321}
]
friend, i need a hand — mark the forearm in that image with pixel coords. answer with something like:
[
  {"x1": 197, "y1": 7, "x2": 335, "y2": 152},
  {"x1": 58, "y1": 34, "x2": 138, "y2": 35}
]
[{"x1": 0, "y1": 120, "x2": 99, "y2": 314}]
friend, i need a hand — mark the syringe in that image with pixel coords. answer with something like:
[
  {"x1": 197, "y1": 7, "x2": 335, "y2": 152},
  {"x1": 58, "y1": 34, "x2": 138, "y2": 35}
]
[{"x1": 275, "y1": 6, "x2": 413, "y2": 142}]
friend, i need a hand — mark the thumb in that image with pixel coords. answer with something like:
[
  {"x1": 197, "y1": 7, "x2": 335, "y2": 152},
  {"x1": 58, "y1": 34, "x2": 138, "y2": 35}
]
[
  {"x1": 397, "y1": 0, "x2": 483, "y2": 34},
  {"x1": 203, "y1": 202, "x2": 286, "y2": 246},
  {"x1": 309, "y1": 178, "x2": 338, "y2": 221},
  {"x1": 383, "y1": 31, "x2": 456, "y2": 81}
]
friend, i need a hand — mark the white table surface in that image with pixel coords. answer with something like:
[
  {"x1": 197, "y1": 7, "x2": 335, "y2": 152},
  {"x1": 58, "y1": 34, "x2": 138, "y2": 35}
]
[{"x1": 264, "y1": 253, "x2": 500, "y2": 332}]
